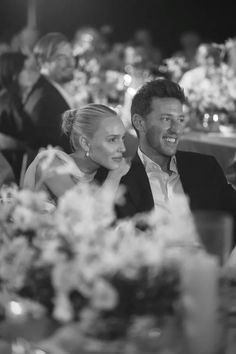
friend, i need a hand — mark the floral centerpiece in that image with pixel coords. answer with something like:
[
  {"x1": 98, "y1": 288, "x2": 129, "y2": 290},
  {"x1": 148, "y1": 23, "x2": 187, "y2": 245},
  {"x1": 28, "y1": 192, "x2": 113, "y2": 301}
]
[
  {"x1": 178, "y1": 42, "x2": 236, "y2": 131},
  {"x1": 0, "y1": 177, "x2": 222, "y2": 353}
]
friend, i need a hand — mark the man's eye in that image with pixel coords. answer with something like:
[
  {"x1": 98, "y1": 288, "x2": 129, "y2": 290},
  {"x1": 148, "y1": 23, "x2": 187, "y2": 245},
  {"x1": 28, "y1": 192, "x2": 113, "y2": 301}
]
[
  {"x1": 161, "y1": 117, "x2": 170, "y2": 122},
  {"x1": 178, "y1": 117, "x2": 185, "y2": 123}
]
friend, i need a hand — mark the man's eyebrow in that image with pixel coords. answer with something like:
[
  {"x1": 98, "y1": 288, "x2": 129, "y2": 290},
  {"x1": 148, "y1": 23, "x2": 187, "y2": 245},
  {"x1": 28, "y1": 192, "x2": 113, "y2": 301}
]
[{"x1": 160, "y1": 113, "x2": 185, "y2": 116}]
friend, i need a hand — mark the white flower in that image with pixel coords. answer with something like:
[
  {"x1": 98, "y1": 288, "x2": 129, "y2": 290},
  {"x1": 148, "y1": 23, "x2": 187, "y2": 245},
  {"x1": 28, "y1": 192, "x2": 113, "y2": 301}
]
[
  {"x1": 180, "y1": 63, "x2": 236, "y2": 113},
  {"x1": 53, "y1": 293, "x2": 73, "y2": 322},
  {"x1": 91, "y1": 278, "x2": 118, "y2": 310}
]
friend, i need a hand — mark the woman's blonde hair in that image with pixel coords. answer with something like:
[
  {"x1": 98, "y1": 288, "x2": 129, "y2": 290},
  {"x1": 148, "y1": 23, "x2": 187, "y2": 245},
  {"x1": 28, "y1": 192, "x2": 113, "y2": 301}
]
[{"x1": 62, "y1": 103, "x2": 117, "y2": 151}]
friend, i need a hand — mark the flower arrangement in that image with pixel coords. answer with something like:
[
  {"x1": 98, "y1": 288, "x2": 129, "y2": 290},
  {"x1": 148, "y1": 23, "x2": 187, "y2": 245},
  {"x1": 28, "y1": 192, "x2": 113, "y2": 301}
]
[
  {"x1": 64, "y1": 67, "x2": 129, "y2": 108},
  {"x1": 1, "y1": 168, "x2": 225, "y2": 354},
  {"x1": 0, "y1": 180, "x2": 201, "y2": 336},
  {"x1": 179, "y1": 42, "x2": 236, "y2": 117}
]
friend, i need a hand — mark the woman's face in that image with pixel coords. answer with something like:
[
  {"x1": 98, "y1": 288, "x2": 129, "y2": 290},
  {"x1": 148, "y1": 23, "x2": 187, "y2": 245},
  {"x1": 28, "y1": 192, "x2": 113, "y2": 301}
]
[{"x1": 89, "y1": 116, "x2": 126, "y2": 170}]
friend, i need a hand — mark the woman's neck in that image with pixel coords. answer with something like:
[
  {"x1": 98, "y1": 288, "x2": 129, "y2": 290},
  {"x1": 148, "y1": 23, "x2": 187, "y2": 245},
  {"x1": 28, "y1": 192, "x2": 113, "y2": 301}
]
[{"x1": 70, "y1": 152, "x2": 98, "y2": 174}]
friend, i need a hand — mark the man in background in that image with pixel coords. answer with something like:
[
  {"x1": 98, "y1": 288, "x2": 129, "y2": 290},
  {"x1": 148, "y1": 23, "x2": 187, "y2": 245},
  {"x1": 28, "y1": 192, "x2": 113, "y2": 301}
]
[{"x1": 23, "y1": 32, "x2": 75, "y2": 153}]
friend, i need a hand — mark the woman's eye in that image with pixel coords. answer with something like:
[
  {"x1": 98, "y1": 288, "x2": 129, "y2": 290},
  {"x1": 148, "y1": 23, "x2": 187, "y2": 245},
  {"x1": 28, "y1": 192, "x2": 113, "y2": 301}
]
[
  {"x1": 108, "y1": 137, "x2": 116, "y2": 143},
  {"x1": 178, "y1": 117, "x2": 185, "y2": 124}
]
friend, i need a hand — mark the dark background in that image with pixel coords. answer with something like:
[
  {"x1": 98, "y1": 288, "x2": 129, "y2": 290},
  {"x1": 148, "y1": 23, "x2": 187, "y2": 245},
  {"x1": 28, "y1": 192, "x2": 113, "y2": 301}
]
[{"x1": 0, "y1": 0, "x2": 235, "y2": 55}]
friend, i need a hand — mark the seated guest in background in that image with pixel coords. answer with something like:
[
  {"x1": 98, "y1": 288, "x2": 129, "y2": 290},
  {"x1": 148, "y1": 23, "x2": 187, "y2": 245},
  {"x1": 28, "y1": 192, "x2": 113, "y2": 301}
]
[
  {"x1": 23, "y1": 104, "x2": 130, "y2": 203},
  {"x1": 174, "y1": 30, "x2": 201, "y2": 70},
  {"x1": 0, "y1": 152, "x2": 15, "y2": 187},
  {"x1": 23, "y1": 32, "x2": 76, "y2": 155},
  {"x1": 10, "y1": 26, "x2": 40, "y2": 57},
  {"x1": 0, "y1": 51, "x2": 28, "y2": 181},
  {"x1": 96, "y1": 79, "x2": 236, "y2": 243},
  {"x1": 129, "y1": 28, "x2": 163, "y2": 70},
  {"x1": 0, "y1": 51, "x2": 27, "y2": 136}
]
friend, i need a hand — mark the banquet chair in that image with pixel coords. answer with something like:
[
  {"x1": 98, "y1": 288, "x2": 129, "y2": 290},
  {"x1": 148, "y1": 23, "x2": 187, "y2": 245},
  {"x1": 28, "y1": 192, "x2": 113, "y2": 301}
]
[{"x1": 226, "y1": 154, "x2": 236, "y2": 191}]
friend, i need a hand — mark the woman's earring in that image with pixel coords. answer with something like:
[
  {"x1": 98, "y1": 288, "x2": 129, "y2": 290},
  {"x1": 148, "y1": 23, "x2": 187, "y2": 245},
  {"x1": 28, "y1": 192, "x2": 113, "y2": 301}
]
[{"x1": 85, "y1": 151, "x2": 90, "y2": 158}]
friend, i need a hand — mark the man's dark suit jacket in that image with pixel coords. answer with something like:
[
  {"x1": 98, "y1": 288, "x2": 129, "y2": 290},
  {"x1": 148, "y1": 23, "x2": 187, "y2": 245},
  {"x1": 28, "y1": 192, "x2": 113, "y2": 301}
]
[
  {"x1": 23, "y1": 75, "x2": 71, "y2": 153},
  {"x1": 96, "y1": 150, "x2": 236, "y2": 243}
]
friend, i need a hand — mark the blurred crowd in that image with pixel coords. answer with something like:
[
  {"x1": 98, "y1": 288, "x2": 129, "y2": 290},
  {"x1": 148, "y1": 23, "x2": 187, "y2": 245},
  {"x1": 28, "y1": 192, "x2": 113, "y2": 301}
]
[
  {"x1": 0, "y1": 26, "x2": 206, "y2": 109},
  {"x1": 0, "y1": 24, "x2": 236, "y2": 186}
]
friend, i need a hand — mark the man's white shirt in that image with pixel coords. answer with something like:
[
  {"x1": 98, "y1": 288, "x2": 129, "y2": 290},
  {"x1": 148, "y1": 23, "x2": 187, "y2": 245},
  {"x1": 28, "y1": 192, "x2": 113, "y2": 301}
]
[{"x1": 138, "y1": 148, "x2": 188, "y2": 213}]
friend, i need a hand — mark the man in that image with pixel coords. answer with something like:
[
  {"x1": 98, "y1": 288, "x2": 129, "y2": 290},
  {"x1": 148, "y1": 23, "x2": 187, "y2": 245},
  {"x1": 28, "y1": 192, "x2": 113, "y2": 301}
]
[
  {"x1": 23, "y1": 32, "x2": 75, "y2": 153},
  {"x1": 100, "y1": 78, "x2": 236, "y2": 242}
]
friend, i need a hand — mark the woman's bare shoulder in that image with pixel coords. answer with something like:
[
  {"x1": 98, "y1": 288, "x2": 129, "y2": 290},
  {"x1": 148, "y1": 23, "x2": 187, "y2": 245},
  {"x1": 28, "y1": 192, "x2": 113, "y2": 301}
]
[{"x1": 35, "y1": 149, "x2": 71, "y2": 180}]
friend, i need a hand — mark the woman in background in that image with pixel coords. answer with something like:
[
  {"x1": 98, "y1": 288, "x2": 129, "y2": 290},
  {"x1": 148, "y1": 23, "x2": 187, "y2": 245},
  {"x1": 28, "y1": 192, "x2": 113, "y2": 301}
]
[
  {"x1": 0, "y1": 52, "x2": 29, "y2": 182},
  {"x1": 0, "y1": 52, "x2": 27, "y2": 135},
  {"x1": 23, "y1": 103, "x2": 130, "y2": 202}
]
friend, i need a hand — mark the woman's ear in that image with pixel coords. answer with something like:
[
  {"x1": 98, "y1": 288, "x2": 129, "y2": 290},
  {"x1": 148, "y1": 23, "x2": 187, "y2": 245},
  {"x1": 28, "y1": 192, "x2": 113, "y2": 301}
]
[
  {"x1": 132, "y1": 114, "x2": 146, "y2": 133},
  {"x1": 79, "y1": 135, "x2": 90, "y2": 153}
]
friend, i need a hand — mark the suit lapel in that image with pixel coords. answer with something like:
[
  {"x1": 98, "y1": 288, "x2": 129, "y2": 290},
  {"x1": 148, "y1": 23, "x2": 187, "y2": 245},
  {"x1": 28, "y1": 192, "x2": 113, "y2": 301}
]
[
  {"x1": 176, "y1": 151, "x2": 192, "y2": 195},
  {"x1": 176, "y1": 150, "x2": 206, "y2": 210},
  {"x1": 120, "y1": 153, "x2": 154, "y2": 215}
]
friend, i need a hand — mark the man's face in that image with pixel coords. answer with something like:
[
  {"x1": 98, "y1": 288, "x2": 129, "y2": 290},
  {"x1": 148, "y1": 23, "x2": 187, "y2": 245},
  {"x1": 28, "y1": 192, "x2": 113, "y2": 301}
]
[
  {"x1": 140, "y1": 97, "x2": 186, "y2": 158},
  {"x1": 48, "y1": 42, "x2": 75, "y2": 84}
]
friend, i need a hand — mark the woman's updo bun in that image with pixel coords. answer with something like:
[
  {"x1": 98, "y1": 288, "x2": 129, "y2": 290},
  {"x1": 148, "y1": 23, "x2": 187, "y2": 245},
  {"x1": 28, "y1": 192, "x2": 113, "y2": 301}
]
[
  {"x1": 61, "y1": 109, "x2": 77, "y2": 136},
  {"x1": 62, "y1": 104, "x2": 117, "y2": 151}
]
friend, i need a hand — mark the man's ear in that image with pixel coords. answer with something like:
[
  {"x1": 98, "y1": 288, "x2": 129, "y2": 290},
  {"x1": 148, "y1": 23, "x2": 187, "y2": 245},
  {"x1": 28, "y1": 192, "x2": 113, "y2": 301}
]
[
  {"x1": 132, "y1": 113, "x2": 146, "y2": 133},
  {"x1": 79, "y1": 135, "x2": 90, "y2": 153}
]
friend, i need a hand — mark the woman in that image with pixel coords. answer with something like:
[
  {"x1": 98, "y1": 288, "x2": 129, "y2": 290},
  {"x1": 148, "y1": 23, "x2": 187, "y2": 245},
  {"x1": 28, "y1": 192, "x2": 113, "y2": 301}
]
[
  {"x1": 0, "y1": 52, "x2": 27, "y2": 132},
  {"x1": 23, "y1": 103, "x2": 130, "y2": 202},
  {"x1": 0, "y1": 52, "x2": 29, "y2": 182}
]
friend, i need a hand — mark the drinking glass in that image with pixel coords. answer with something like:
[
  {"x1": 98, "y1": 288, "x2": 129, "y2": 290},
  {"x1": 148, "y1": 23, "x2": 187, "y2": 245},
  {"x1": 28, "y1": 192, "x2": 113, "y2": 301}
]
[{"x1": 193, "y1": 210, "x2": 233, "y2": 265}]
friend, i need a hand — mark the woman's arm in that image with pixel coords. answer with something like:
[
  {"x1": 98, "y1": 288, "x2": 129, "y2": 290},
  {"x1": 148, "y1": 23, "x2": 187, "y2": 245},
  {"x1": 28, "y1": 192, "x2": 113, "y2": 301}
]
[{"x1": 35, "y1": 155, "x2": 77, "y2": 199}]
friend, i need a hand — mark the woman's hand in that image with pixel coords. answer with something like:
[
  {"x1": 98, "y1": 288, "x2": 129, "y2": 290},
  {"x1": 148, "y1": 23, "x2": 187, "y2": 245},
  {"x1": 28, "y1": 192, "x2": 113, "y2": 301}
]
[{"x1": 107, "y1": 157, "x2": 131, "y2": 180}]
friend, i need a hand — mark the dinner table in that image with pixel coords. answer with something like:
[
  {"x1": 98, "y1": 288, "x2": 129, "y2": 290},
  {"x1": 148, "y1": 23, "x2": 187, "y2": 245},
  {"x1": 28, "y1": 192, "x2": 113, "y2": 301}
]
[{"x1": 178, "y1": 130, "x2": 236, "y2": 177}]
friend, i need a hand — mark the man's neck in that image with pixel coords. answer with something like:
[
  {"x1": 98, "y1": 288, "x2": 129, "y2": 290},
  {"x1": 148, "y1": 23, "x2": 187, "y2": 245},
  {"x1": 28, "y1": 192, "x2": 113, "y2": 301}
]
[{"x1": 139, "y1": 146, "x2": 172, "y2": 173}]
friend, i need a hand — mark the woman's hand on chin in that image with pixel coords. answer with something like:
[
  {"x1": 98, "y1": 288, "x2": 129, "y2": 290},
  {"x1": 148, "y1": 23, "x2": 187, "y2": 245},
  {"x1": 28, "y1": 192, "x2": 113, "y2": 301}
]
[{"x1": 108, "y1": 157, "x2": 131, "y2": 180}]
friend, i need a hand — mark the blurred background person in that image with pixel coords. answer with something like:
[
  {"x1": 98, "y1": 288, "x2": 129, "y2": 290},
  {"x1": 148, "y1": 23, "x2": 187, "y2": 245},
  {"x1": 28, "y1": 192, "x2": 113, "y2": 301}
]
[
  {"x1": 10, "y1": 26, "x2": 40, "y2": 57},
  {"x1": 128, "y1": 28, "x2": 163, "y2": 72},
  {"x1": 0, "y1": 51, "x2": 29, "y2": 181},
  {"x1": 23, "y1": 32, "x2": 76, "y2": 157},
  {"x1": 132, "y1": 28, "x2": 163, "y2": 65},
  {"x1": 174, "y1": 30, "x2": 201, "y2": 70}
]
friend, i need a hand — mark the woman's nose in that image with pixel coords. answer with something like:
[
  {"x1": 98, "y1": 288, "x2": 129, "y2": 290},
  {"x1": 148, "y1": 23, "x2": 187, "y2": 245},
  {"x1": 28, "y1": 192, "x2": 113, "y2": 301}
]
[{"x1": 119, "y1": 140, "x2": 126, "y2": 152}]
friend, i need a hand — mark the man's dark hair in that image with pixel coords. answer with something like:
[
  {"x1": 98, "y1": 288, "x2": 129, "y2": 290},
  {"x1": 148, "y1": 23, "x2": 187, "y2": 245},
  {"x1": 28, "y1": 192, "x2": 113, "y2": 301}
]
[
  {"x1": 130, "y1": 78, "x2": 186, "y2": 137},
  {"x1": 131, "y1": 78, "x2": 186, "y2": 118}
]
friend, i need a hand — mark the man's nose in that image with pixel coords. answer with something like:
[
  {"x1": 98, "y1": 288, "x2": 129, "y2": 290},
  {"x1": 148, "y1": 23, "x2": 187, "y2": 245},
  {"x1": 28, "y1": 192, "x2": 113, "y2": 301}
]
[{"x1": 170, "y1": 120, "x2": 182, "y2": 133}]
